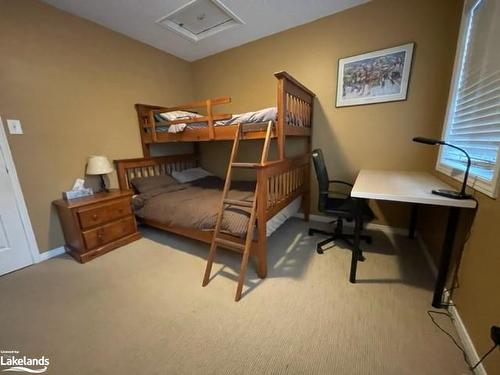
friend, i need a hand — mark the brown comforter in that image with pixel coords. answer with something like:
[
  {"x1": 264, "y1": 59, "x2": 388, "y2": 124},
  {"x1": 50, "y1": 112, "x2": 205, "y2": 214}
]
[{"x1": 134, "y1": 176, "x2": 256, "y2": 237}]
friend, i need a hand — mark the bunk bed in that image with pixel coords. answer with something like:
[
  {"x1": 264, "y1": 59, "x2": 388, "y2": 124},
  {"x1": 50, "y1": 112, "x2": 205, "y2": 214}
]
[{"x1": 115, "y1": 71, "x2": 315, "y2": 279}]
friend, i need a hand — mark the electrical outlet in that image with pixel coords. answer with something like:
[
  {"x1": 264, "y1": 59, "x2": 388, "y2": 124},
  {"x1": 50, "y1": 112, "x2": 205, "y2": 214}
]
[
  {"x1": 491, "y1": 326, "x2": 500, "y2": 346},
  {"x1": 6, "y1": 119, "x2": 23, "y2": 134}
]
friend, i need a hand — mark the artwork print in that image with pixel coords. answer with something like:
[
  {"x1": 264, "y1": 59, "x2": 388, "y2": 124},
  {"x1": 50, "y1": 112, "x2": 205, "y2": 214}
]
[{"x1": 336, "y1": 43, "x2": 414, "y2": 107}]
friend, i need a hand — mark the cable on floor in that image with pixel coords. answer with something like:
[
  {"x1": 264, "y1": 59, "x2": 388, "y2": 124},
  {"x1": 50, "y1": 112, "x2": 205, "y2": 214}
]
[
  {"x1": 427, "y1": 309, "x2": 498, "y2": 372},
  {"x1": 427, "y1": 310, "x2": 470, "y2": 367}
]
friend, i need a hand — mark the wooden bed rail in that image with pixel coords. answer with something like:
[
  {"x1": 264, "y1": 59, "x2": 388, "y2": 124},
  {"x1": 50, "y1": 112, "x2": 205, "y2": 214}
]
[
  {"x1": 135, "y1": 71, "x2": 314, "y2": 157},
  {"x1": 257, "y1": 154, "x2": 310, "y2": 219},
  {"x1": 114, "y1": 154, "x2": 198, "y2": 191},
  {"x1": 274, "y1": 71, "x2": 315, "y2": 159},
  {"x1": 136, "y1": 97, "x2": 232, "y2": 148},
  {"x1": 115, "y1": 153, "x2": 310, "y2": 221},
  {"x1": 253, "y1": 154, "x2": 310, "y2": 276}
]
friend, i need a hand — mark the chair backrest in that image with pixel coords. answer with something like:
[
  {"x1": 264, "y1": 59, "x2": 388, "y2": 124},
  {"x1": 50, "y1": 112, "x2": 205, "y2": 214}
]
[{"x1": 311, "y1": 149, "x2": 329, "y2": 210}]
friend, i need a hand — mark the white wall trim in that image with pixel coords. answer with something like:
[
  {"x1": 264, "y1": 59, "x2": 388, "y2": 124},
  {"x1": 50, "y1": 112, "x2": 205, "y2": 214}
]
[
  {"x1": 37, "y1": 246, "x2": 66, "y2": 262},
  {"x1": 0, "y1": 117, "x2": 40, "y2": 264},
  {"x1": 445, "y1": 290, "x2": 487, "y2": 375}
]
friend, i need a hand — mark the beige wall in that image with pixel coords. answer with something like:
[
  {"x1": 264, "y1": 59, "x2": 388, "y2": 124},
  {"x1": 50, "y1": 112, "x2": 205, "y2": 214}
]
[
  {"x1": 0, "y1": 0, "x2": 193, "y2": 252},
  {"x1": 192, "y1": 0, "x2": 462, "y2": 225},
  {"x1": 2, "y1": 0, "x2": 498, "y2": 372}
]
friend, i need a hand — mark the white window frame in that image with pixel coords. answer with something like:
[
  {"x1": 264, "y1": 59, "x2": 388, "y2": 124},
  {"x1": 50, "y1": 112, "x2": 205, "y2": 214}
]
[{"x1": 436, "y1": 0, "x2": 500, "y2": 198}]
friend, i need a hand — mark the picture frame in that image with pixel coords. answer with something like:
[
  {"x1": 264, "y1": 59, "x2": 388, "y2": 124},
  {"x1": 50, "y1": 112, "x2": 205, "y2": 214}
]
[{"x1": 336, "y1": 42, "x2": 415, "y2": 107}]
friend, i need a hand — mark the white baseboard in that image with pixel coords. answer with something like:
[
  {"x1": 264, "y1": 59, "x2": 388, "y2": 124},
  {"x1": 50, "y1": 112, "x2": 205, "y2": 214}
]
[
  {"x1": 444, "y1": 290, "x2": 487, "y2": 375},
  {"x1": 37, "y1": 246, "x2": 66, "y2": 262}
]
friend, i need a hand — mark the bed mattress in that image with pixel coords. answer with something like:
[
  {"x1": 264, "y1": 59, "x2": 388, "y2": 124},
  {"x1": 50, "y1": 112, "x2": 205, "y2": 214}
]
[{"x1": 133, "y1": 176, "x2": 300, "y2": 237}]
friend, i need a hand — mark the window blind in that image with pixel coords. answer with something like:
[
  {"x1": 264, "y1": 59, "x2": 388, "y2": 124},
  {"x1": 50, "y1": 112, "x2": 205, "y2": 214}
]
[{"x1": 442, "y1": 0, "x2": 500, "y2": 181}]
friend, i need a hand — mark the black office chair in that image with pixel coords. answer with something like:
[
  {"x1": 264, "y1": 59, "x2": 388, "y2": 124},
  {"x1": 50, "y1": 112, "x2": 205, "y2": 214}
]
[{"x1": 309, "y1": 148, "x2": 374, "y2": 259}]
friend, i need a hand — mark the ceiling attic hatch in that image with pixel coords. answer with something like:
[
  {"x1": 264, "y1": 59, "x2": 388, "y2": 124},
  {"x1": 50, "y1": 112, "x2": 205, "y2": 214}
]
[{"x1": 156, "y1": 0, "x2": 244, "y2": 43}]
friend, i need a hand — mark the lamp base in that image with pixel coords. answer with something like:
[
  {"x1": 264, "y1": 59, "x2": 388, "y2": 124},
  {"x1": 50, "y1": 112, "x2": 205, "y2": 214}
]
[
  {"x1": 99, "y1": 174, "x2": 109, "y2": 193},
  {"x1": 431, "y1": 189, "x2": 471, "y2": 200}
]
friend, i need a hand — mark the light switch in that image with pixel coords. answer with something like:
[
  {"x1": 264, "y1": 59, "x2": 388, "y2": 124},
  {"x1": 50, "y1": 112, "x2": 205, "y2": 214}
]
[{"x1": 6, "y1": 119, "x2": 23, "y2": 134}]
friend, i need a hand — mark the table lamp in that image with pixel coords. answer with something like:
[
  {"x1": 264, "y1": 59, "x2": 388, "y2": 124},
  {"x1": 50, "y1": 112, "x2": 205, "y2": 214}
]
[
  {"x1": 412, "y1": 137, "x2": 472, "y2": 199},
  {"x1": 86, "y1": 155, "x2": 114, "y2": 192}
]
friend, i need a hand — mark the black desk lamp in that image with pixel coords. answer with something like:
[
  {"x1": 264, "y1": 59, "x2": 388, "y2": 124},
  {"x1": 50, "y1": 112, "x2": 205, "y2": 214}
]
[{"x1": 413, "y1": 137, "x2": 472, "y2": 199}]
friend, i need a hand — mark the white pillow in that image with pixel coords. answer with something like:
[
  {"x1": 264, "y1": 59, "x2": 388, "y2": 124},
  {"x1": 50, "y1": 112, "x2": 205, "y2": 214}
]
[
  {"x1": 159, "y1": 110, "x2": 202, "y2": 121},
  {"x1": 172, "y1": 167, "x2": 212, "y2": 183}
]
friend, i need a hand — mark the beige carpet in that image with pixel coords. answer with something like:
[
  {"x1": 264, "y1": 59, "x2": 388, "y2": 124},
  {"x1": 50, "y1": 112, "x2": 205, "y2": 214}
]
[{"x1": 0, "y1": 219, "x2": 469, "y2": 374}]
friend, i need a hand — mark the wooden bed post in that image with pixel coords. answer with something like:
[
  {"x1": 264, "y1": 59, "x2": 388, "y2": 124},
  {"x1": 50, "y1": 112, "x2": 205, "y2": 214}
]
[
  {"x1": 276, "y1": 77, "x2": 286, "y2": 160},
  {"x1": 256, "y1": 167, "x2": 268, "y2": 278},
  {"x1": 274, "y1": 71, "x2": 316, "y2": 221},
  {"x1": 304, "y1": 99, "x2": 313, "y2": 222},
  {"x1": 206, "y1": 99, "x2": 215, "y2": 140},
  {"x1": 135, "y1": 104, "x2": 152, "y2": 158},
  {"x1": 303, "y1": 163, "x2": 311, "y2": 222}
]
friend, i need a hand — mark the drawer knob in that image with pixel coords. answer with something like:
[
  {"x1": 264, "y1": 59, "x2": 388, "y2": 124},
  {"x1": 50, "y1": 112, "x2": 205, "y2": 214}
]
[{"x1": 92, "y1": 214, "x2": 98, "y2": 220}]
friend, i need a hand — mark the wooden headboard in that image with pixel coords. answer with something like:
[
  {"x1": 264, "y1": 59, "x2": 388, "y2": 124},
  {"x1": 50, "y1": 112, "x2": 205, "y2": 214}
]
[{"x1": 114, "y1": 154, "x2": 198, "y2": 191}]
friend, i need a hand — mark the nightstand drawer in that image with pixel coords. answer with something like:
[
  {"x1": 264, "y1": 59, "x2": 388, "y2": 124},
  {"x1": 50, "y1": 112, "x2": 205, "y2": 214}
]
[
  {"x1": 82, "y1": 216, "x2": 136, "y2": 250},
  {"x1": 78, "y1": 199, "x2": 131, "y2": 229}
]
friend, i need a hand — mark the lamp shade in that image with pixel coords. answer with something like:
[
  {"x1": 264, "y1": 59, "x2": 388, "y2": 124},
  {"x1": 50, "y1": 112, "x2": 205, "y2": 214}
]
[{"x1": 86, "y1": 155, "x2": 113, "y2": 175}]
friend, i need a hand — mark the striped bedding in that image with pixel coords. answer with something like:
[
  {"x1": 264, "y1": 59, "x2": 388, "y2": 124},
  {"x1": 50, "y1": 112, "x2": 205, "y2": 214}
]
[{"x1": 133, "y1": 176, "x2": 255, "y2": 237}]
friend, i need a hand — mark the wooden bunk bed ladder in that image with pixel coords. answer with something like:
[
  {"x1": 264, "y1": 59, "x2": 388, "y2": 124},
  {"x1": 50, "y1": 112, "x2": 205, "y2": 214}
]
[{"x1": 202, "y1": 121, "x2": 273, "y2": 302}]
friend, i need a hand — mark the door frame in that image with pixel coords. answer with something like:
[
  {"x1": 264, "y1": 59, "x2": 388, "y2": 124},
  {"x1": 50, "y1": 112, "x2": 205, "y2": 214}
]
[{"x1": 0, "y1": 116, "x2": 40, "y2": 264}]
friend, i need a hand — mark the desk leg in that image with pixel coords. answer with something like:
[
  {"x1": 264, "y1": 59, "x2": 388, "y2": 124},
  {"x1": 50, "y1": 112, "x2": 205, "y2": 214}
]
[
  {"x1": 408, "y1": 204, "x2": 418, "y2": 239},
  {"x1": 432, "y1": 206, "x2": 461, "y2": 308},
  {"x1": 349, "y1": 199, "x2": 363, "y2": 283}
]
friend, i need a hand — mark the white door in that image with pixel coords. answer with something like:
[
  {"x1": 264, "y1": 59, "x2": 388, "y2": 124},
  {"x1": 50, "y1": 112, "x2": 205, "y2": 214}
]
[{"x1": 0, "y1": 130, "x2": 34, "y2": 275}]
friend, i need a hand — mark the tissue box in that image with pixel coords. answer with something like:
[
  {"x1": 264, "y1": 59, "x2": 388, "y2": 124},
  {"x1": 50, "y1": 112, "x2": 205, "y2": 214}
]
[{"x1": 63, "y1": 188, "x2": 94, "y2": 200}]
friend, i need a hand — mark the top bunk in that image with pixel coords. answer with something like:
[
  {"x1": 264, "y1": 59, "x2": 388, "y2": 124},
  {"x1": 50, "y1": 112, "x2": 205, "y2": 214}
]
[{"x1": 135, "y1": 71, "x2": 316, "y2": 157}]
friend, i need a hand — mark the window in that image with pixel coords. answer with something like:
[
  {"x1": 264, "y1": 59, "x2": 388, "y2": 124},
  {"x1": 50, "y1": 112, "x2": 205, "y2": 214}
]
[{"x1": 437, "y1": 0, "x2": 500, "y2": 198}]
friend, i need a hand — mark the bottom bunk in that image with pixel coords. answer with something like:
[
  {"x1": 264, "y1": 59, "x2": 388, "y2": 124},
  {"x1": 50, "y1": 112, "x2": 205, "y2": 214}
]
[{"x1": 115, "y1": 153, "x2": 310, "y2": 277}]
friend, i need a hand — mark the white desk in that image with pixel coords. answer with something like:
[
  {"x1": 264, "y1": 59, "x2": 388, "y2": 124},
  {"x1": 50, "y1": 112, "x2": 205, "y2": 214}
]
[
  {"x1": 350, "y1": 170, "x2": 477, "y2": 308},
  {"x1": 351, "y1": 170, "x2": 477, "y2": 208}
]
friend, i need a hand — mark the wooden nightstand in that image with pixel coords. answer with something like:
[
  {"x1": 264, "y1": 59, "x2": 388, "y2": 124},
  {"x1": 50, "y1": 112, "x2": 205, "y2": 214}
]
[{"x1": 53, "y1": 189, "x2": 141, "y2": 263}]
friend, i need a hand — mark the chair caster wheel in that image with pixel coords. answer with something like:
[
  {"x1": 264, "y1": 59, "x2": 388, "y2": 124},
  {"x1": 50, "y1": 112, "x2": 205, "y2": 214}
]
[
  {"x1": 308, "y1": 229, "x2": 314, "y2": 236},
  {"x1": 358, "y1": 254, "x2": 366, "y2": 262},
  {"x1": 316, "y1": 247, "x2": 324, "y2": 254}
]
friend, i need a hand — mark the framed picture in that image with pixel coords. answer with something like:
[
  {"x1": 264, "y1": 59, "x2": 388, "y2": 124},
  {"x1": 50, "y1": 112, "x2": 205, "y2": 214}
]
[{"x1": 336, "y1": 42, "x2": 415, "y2": 107}]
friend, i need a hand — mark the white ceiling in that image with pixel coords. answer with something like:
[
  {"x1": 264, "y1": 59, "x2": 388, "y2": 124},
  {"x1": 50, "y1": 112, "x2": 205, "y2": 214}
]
[{"x1": 42, "y1": 0, "x2": 369, "y2": 61}]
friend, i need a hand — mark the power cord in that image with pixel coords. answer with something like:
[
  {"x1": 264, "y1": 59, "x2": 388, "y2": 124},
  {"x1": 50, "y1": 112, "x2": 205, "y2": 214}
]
[
  {"x1": 427, "y1": 310, "x2": 470, "y2": 366},
  {"x1": 427, "y1": 310, "x2": 498, "y2": 372},
  {"x1": 425, "y1": 195, "x2": 500, "y2": 371},
  {"x1": 470, "y1": 343, "x2": 498, "y2": 371}
]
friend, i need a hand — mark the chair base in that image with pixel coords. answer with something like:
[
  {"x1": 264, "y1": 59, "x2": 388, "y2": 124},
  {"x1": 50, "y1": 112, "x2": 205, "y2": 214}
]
[{"x1": 308, "y1": 226, "x2": 372, "y2": 260}]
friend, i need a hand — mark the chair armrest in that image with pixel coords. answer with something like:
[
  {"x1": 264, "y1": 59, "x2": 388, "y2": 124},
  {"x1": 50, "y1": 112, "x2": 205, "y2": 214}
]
[
  {"x1": 319, "y1": 190, "x2": 350, "y2": 198},
  {"x1": 329, "y1": 180, "x2": 353, "y2": 188}
]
